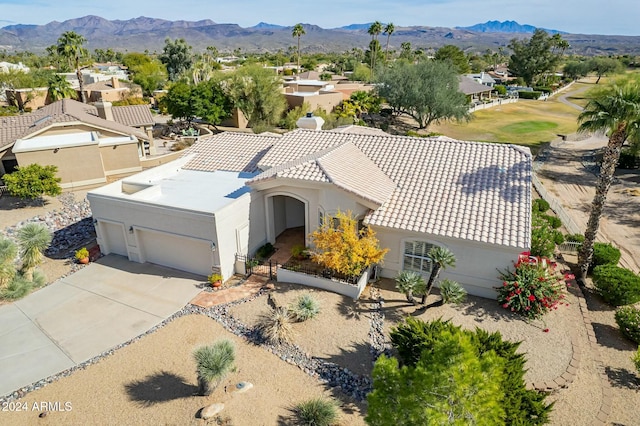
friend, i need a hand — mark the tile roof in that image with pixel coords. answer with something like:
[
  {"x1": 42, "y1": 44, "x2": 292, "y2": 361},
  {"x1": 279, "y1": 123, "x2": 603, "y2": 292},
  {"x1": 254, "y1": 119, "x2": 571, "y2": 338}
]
[
  {"x1": 112, "y1": 105, "x2": 154, "y2": 127},
  {"x1": 187, "y1": 128, "x2": 532, "y2": 248},
  {"x1": 459, "y1": 76, "x2": 494, "y2": 95},
  {"x1": 0, "y1": 99, "x2": 149, "y2": 149}
]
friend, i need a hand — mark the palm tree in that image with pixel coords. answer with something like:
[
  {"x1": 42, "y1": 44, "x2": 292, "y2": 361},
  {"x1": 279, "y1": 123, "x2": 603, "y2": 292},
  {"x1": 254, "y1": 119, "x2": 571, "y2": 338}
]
[
  {"x1": 383, "y1": 22, "x2": 395, "y2": 63},
  {"x1": 292, "y1": 23, "x2": 306, "y2": 73},
  {"x1": 577, "y1": 82, "x2": 640, "y2": 278},
  {"x1": 194, "y1": 339, "x2": 235, "y2": 396},
  {"x1": 368, "y1": 21, "x2": 383, "y2": 80},
  {"x1": 17, "y1": 224, "x2": 52, "y2": 282},
  {"x1": 56, "y1": 31, "x2": 88, "y2": 103},
  {"x1": 421, "y1": 246, "x2": 456, "y2": 304},
  {"x1": 47, "y1": 74, "x2": 77, "y2": 101},
  {"x1": 0, "y1": 237, "x2": 18, "y2": 288}
]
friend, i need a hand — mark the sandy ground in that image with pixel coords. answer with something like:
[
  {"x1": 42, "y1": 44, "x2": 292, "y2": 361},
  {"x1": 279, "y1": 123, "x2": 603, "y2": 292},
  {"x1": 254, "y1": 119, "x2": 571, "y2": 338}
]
[
  {"x1": 0, "y1": 314, "x2": 366, "y2": 426},
  {"x1": 230, "y1": 283, "x2": 374, "y2": 377}
]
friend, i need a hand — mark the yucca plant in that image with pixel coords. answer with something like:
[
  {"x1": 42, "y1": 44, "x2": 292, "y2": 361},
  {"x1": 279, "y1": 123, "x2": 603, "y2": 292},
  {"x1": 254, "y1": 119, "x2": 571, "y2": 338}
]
[
  {"x1": 439, "y1": 279, "x2": 467, "y2": 304},
  {"x1": 1, "y1": 274, "x2": 33, "y2": 300},
  {"x1": 395, "y1": 271, "x2": 426, "y2": 304},
  {"x1": 193, "y1": 339, "x2": 236, "y2": 396},
  {"x1": 290, "y1": 293, "x2": 321, "y2": 322},
  {"x1": 422, "y1": 246, "x2": 456, "y2": 304},
  {"x1": 0, "y1": 237, "x2": 18, "y2": 288},
  {"x1": 17, "y1": 224, "x2": 52, "y2": 282},
  {"x1": 258, "y1": 306, "x2": 295, "y2": 344},
  {"x1": 293, "y1": 397, "x2": 339, "y2": 426}
]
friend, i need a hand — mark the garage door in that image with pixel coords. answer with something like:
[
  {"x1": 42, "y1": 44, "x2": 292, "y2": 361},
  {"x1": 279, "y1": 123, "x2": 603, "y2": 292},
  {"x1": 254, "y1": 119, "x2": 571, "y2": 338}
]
[
  {"x1": 138, "y1": 230, "x2": 212, "y2": 276},
  {"x1": 101, "y1": 222, "x2": 128, "y2": 257}
]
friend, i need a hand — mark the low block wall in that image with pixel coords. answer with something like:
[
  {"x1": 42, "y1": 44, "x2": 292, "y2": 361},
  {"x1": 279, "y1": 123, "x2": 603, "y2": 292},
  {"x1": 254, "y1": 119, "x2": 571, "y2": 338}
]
[{"x1": 277, "y1": 267, "x2": 369, "y2": 299}]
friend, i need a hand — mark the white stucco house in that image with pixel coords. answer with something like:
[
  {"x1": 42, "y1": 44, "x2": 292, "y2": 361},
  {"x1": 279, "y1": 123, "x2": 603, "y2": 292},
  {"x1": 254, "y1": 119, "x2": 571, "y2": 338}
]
[{"x1": 87, "y1": 126, "x2": 532, "y2": 298}]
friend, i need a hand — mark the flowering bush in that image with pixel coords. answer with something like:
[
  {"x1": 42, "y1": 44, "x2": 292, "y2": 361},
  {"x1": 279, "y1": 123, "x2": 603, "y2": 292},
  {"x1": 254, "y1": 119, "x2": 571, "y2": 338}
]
[
  {"x1": 497, "y1": 253, "x2": 567, "y2": 320},
  {"x1": 614, "y1": 306, "x2": 640, "y2": 344}
]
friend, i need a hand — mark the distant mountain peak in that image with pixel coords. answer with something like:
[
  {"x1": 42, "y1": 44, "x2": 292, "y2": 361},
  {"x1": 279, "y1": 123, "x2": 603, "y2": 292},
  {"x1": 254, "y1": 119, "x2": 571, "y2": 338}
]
[
  {"x1": 458, "y1": 20, "x2": 565, "y2": 34},
  {"x1": 337, "y1": 23, "x2": 374, "y2": 31},
  {"x1": 252, "y1": 22, "x2": 285, "y2": 29}
]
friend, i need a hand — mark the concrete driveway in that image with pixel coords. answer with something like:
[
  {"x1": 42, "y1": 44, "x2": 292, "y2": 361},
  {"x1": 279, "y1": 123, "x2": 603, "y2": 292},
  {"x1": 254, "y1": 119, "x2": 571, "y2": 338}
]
[{"x1": 0, "y1": 255, "x2": 204, "y2": 396}]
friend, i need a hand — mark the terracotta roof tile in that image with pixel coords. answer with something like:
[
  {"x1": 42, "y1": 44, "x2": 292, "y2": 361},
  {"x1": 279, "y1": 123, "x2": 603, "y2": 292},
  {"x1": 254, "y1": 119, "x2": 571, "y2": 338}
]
[
  {"x1": 185, "y1": 128, "x2": 532, "y2": 248},
  {"x1": 112, "y1": 105, "x2": 154, "y2": 127}
]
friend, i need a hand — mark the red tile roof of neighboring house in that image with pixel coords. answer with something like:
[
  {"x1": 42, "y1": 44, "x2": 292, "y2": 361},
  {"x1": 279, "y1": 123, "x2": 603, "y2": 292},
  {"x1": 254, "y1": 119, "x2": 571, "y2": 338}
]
[{"x1": 0, "y1": 99, "x2": 149, "y2": 149}]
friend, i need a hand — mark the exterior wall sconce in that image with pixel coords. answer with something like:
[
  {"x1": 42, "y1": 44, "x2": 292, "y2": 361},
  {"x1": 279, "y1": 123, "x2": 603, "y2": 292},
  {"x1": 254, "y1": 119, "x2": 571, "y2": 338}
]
[
  {"x1": 211, "y1": 242, "x2": 217, "y2": 252},
  {"x1": 129, "y1": 226, "x2": 134, "y2": 234}
]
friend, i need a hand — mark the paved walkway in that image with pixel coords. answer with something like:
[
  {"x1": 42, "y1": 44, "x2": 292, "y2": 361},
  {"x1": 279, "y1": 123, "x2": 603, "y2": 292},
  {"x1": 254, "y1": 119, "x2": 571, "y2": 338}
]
[
  {"x1": 190, "y1": 275, "x2": 268, "y2": 308},
  {"x1": 0, "y1": 255, "x2": 203, "y2": 396}
]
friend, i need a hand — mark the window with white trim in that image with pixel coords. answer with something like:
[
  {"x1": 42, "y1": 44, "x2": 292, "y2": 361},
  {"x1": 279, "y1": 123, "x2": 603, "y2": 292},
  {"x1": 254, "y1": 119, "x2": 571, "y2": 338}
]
[{"x1": 403, "y1": 241, "x2": 437, "y2": 276}]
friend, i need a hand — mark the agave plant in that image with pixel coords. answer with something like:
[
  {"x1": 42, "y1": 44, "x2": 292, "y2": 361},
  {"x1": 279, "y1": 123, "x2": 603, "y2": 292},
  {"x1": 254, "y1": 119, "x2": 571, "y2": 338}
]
[
  {"x1": 395, "y1": 271, "x2": 426, "y2": 304},
  {"x1": 17, "y1": 224, "x2": 52, "y2": 282},
  {"x1": 439, "y1": 279, "x2": 467, "y2": 304},
  {"x1": 193, "y1": 339, "x2": 236, "y2": 396}
]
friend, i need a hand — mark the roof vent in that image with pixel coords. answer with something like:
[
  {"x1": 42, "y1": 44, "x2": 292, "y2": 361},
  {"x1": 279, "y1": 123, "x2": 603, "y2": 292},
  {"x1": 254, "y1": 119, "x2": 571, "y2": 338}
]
[{"x1": 296, "y1": 113, "x2": 325, "y2": 131}]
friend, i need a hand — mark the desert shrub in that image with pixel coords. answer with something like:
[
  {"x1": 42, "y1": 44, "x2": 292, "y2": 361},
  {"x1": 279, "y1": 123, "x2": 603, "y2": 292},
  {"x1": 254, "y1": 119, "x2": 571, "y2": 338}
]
[
  {"x1": 439, "y1": 279, "x2": 467, "y2": 304},
  {"x1": 0, "y1": 274, "x2": 33, "y2": 300},
  {"x1": 633, "y1": 348, "x2": 640, "y2": 374},
  {"x1": 256, "y1": 242, "x2": 275, "y2": 259},
  {"x1": 615, "y1": 306, "x2": 640, "y2": 344},
  {"x1": 389, "y1": 318, "x2": 552, "y2": 424},
  {"x1": 542, "y1": 215, "x2": 562, "y2": 229},
  {"x1": 590, "y1": 242, "x2": 621, "y2": 271},
  {"x1": 592, "y1": 265, "x2": 640, "y2": 306},
  {"x1": 552, "y1": 230, "x2": 565, "y2": 245},
  {"x1": 497, "y1": 254, "x2": 567, "y2": 320},
  {"x1": 293, "y1": 398, "x2": 339, "y2": 426},
  {"x1": 258, "y1": 306, "x2": 295, "y2": 344},
  {"x1": 530, "y1": 215, "x2": 556, "y2": 258},
  {"x1": 395, "y1": 270, "x2": 426, "y2": 304},
  {"x1": 532, "y1": 198, "x2": 550, "y2": 213},
  {"x1": 533, "y1": 86, "x2": 552, "y2": 94},
  {"x1": 290, "y1": 293, "x2": 321, "y2": 322},
  {"x1": 291, "y1": 244, "x2": 308, "y2": 260},
  {"x1": 618, "y1": 149, "x2": 640, "y2": 169},
  {"x1": 518, "y1": 90, "x2": 542, "y2": 100},
  {"x1": 31, "y1": 269, "x2": 46, "y2": 288},
  {"x1": 193, "y1": 339, "x2": 236, "y2": 396}
]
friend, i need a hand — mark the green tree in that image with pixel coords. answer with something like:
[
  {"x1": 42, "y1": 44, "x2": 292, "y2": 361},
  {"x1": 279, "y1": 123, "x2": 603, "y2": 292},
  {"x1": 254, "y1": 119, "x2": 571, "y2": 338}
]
[
  {"x1": 377, "y1": 60, "x2": 470, "y2": 130},
  {"x1": 508, "y1": 29, "x2": 564, "y2": 86},
  {"x1": 159, "y1": 38, "x2": 193, "y2": 81},
  {"x1": 121, "y1": 52, "x2": 152, "y2": 70},
  {"x1": 399, "y1": 42, "x2": 413, "y2": 61},
  {"x1": 367, "y1": 330, "x2": 505, "y2": 425},
  {"x1": 588, "y1": 57, "x2": 625, "y2": 84},
  {"x1": 4, "y1": 164, "x2": 62, "y2": 201},
  {"x1": 47, "y1": 74, "x2": 76, "y2": 101},
  {"x1": 563, "y1": 60, "x2": 591, "y2": 81},
  {"x1": 368, "y1": 21, "x2": 383, "y2": 80},
  {"x1": 130, "y1": 59, "x2": 167, "y2": 96},
  {"x1": 17, "y1": 224, "x2": 52, "y2": 282},
  {"x1": 421, "y1": 246, "x2": 456, "y2": 304},
  {"x1": 162, "y1": 80, "x2": 231, "y2": 126},
  {"x1": 434, "y1": 44, "x2": 470, "y2": 74},
  {"x1": 292, "y1": 23, "x2": 306, "y2": 72},
  {"x1": 577, "y1": 82, "x2": 640, "y2": 278},
  {"x1": 383, "y1": 22, "x2": 395, "y2": 63},
  {"x1": 225, "y1": 65, "x2": 287, "y2": 131},
  {"x1": 56, "y1": 31, "x2": 88, "y2": 103}
]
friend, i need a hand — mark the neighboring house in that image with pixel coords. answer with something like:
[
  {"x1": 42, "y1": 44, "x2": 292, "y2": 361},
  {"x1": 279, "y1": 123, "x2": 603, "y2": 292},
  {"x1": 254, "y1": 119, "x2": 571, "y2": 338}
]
[
  {"x1": 82, "y1": 77, "x2": 142, "y2": 103},
  {"x1": 0, "y1": 61, "x2": 30, "y2": 73},
  {"x1": 465, "y1": 72, "x2": 496, "y2": 88},
  {"x1": 88, "y1": 126, "x2": 532, "y2": 299},
  {"x1": 459, "y1": 76, "x2": 494, "y2": 102},
  {"x1": 283, "y1": 78, "x2": 373, "y2": 112},
  {"x1": 0, "y1": 99, "x2": 154, "y2": 189}
]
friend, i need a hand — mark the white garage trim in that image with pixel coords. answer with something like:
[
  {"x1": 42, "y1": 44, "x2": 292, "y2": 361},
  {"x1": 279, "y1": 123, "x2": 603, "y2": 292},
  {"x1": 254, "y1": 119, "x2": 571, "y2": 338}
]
[
  {"x1": 135, "y1": 226, "x2": 214, "y2": 276},
  {"x1": 96, "y1": 220, "x2": 128, "y2": 257}
]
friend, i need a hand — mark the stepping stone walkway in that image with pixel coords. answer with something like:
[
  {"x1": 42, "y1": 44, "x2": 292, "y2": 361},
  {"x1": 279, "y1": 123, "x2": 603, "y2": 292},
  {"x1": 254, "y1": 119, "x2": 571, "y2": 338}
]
[{"x1": 190, "y1": 276, "x2": 267, "y2": 308}]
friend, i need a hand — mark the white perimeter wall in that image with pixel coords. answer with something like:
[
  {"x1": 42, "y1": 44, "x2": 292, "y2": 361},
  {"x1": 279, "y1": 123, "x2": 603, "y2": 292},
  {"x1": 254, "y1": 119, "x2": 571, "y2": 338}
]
[{"x1": 375, "y1": 226, "x2": 525, "y2": 299}]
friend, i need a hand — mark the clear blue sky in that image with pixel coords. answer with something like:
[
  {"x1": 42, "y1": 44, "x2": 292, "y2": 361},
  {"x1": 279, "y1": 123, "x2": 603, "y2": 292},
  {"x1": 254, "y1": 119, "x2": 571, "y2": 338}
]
[{"x1": 1, "y1": 0, "x2": 638, "y2": 36}]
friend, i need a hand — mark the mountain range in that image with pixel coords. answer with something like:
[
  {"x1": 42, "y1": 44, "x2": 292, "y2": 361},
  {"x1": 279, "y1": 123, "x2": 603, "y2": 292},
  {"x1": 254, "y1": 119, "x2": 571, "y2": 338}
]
[{"x1": 1, "y1": 16, "x2": 639, "y2": 55}]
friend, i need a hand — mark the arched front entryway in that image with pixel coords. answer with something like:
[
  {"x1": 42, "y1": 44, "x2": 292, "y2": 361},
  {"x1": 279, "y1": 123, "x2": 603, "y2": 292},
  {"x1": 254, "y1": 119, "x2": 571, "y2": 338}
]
[{"x1": 265, "y1": 193, "x2": 308, "y2": 253}]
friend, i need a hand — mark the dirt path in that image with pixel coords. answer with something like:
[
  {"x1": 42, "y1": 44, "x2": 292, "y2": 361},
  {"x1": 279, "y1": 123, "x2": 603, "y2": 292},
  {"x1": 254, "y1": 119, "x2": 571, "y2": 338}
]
[{"x1": 557, "y1": 83, "x2": 589, "y2": 111}]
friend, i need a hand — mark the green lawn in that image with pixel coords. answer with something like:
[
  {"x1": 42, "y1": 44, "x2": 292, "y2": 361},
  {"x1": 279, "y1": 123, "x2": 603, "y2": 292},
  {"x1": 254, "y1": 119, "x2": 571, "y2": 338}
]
[{"x1": 429, "y1": 98, "x2": 581, "y2": 152}]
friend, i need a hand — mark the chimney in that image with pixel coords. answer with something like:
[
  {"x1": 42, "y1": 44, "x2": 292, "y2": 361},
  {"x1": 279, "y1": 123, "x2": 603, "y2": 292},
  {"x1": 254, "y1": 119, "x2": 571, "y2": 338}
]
[
  {"x1": 95, "y1": 101, "x2": 114, "y2": 121},
  {"x1": 296, "y1": 112, "x2": 325, "y2": 131},
  {"x1": 111, "y1": 76, "x2": 120, "y2": 89}
]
